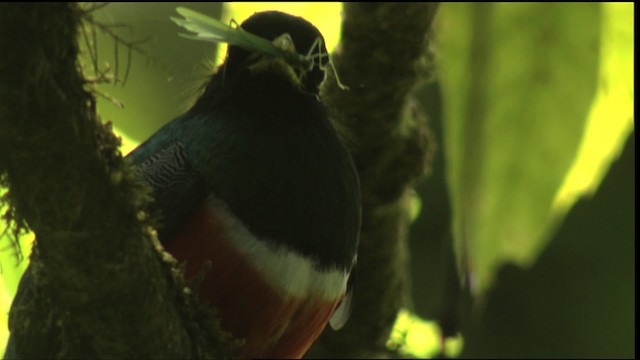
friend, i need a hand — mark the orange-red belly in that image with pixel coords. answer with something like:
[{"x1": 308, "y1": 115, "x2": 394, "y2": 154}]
[{"x1": 164, "y1": 204, "x2": 340, "y2": 358}]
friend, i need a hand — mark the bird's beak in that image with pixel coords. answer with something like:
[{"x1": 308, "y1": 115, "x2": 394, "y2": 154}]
[
  {"x1": 272, "y1": 33, "x2": 297, "y2": 54},
  {"x1": 248, "y1": 33, "x2": 306, "y2": 88}
]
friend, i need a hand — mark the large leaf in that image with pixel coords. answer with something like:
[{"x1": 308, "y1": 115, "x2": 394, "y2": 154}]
[
  {"x1": 552, "y1": 2, "x2": 634, "y2": 217},
  {"x1": 437, "y1": 3, "x2": 604, "y2": 295},
  {"x1": 461, "y1": 132, "x2": 635, "y2": 357}
]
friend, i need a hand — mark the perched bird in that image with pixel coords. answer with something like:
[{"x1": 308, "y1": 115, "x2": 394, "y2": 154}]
[
  {"x1": 4, "y1": 9, "x2": 360, "y2": 360},
  {"x1": 131, "y1": 9, "x2": 361, "y2": 358}
]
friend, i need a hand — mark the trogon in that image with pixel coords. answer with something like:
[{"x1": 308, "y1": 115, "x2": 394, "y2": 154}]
[{"x1": 4, "y1": 10, "x2": 361, "y2": 359}]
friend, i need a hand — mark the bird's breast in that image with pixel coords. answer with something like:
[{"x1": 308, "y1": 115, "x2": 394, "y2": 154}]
[{"x1": 164, "y1": 196, "x2": 347, "y2": 358}]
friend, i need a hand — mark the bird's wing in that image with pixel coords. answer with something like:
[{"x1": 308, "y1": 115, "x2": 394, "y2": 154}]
[{"x1": 127, "y1": 141, "x2": 207, "y2": 245}]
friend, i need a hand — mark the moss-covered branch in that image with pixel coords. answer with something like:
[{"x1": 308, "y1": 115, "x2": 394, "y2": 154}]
[
  {"x1": 0, "y1": 4, "x2": 235, "y2": 358},
  {"x1": 311, "y1": 3, "x2": 439, "y2": 357}
]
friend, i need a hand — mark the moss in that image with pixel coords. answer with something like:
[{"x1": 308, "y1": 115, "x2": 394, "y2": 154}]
[{"x1": 0, "y1": 4, "x2": 236, "y2": 358}]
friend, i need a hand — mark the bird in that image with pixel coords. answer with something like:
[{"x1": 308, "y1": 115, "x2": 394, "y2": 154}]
[
  {"x1": 130, "y1": 9, "x2": 361, "y2": 358},
  {"x1": 4, "y1": 9, "x2": 360, "y2": 360}
]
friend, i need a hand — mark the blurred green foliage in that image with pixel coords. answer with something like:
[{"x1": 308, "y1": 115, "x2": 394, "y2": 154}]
[
  {"x1": 461, "y1": 132, "x2": 634, "y2": 358},
  {"x1": 436, "y1": 2, "x2": 633, "y2": 296}
]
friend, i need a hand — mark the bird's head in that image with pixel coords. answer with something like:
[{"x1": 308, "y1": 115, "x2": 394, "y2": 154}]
[
  {"x1": 172, "y1": 7, "x2": 338, "y2": 94},
  {"x1": 223, "y1": 11, "x2": 329, "y2": 93}
]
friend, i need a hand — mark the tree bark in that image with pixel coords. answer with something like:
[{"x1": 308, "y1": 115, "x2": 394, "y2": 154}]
[
  {"x1": 310, "y1": 3, "x2": 438, "y2": 358},
  {"x1": 0, "y1": 3, "x2": 236, "y2": 358}
]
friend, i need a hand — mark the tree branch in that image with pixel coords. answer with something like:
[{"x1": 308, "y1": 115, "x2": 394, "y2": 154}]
[
  {"x1": 0, "y1": 4, "x2": 235, "y2": 358},
  {"x1": 310, "y1": 3, "x2": 439, "y2": 357}
]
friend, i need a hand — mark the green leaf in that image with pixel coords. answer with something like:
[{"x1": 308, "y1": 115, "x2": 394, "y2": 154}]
[
  {"x1": 552, "y1": 2, "x2": 634, "y2": 217},
  {"x1": 437, "y1": 3, "x2": 607, "y2": 295}
]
